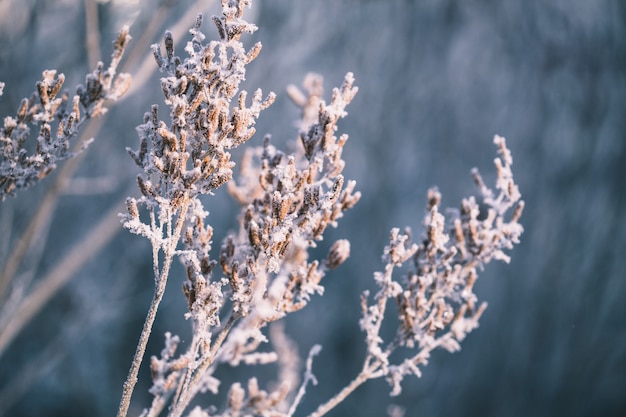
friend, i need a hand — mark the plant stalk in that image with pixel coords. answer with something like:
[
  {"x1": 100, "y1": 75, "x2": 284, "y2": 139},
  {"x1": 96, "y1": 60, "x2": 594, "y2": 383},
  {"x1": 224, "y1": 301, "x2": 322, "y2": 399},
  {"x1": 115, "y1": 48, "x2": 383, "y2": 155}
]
[{"x1": 117, "y1": 198, "x2": 190, "y2": 417}]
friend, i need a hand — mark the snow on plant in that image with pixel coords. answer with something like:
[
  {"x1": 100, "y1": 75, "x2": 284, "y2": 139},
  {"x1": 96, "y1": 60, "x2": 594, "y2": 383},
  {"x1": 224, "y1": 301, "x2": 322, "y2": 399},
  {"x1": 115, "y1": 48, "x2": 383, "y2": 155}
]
[
  {"x1": 116, "y1": 1, "x2": 524, "y2": 416},
  {"x1": 0, "y1": 1, "x2": 524, "y2": 416}
]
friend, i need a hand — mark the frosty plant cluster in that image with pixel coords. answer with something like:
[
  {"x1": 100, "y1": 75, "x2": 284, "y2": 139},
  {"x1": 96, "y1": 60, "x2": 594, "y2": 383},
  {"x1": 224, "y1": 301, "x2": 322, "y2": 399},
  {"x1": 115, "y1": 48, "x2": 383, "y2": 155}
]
[
  {"x1": 0, "y1": 29, "x2": 131, "y2": 199},
  {"x1": 0, "y1": 1, "x2": 524, "y2": 416}
]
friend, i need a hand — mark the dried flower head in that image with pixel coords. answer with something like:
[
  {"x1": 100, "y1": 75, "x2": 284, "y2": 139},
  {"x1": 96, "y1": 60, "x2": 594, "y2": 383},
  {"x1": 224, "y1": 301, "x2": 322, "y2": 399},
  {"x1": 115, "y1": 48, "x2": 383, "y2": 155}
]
[
  {"x1": 0, "y1": 27, "x2": 131, "y2": 199},
  {"x1": 357, "y1": 135, "x2": 524, "y2": 397}
]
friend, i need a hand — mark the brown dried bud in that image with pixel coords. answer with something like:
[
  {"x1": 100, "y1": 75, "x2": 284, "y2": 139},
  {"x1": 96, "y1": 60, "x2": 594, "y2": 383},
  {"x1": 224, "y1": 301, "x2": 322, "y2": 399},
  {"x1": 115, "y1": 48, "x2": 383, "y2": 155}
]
[
  {"x1": 126, "y1": 197, "x2": 139, "y2": 219},
  {"x1": 306, "y1": 260, "x2": 322, "y2": 285},
  {"x1": 65, "y1": 111, "x2": 76, "y2": 133},
  {"x1": 41, "y1": 123, "x2": 52, "y2": 145},
  {"x1": 227, "y1": 383, "x2": 245, "y2": 413},
  {"x1": 17, "y1": 98, "x2": 29, "y2": 123},
  {"x1": 57, "y1": 119, "x2": 66, "y2": 138},
  {"x1": 72, "y1": 95, "x2": 80, "y2": 123},
  {"x1": 150, "y1": 104, "x2": 159, "y2": 126},
  {"x1": 454, "y1": 218, "x2": 467, "y2": 258},
  {"x1": 152, "y1": 43, "x2": 165, "y2": 69},
  {"x1": 208, "y1": 172, "x2": 231, "y2": 189},
  {"x1": 246, "y1": 42, "x2": 262, "y2": 63},
  {"x1": 137, "y1": 175, "x2": 156, "y2": 198},
  {"x1": 201, "y1": 257, "x2": 215, "y2": 275},
  {"x1": 182, "y1": 279, "x2": 196, "y2": 308},
  {"x1": 248, "y1": 220, "x2": 261, "y2": 249},
  {"x1": 340, "y1": 180, "x2": 360, "y2": 210},
  {"x1": 511, "y1": 200, "x2": 525, "y2": 223},
  {"x1": 279, "y1": 195, "x2": 291, "y2": 221},
  {"x1": 212, "y1": 15, "x2": 226, "y2": 40},
  {"x1": 427, "y1": 187, "x2": 441, "y2": 211},
  {"x1": 184, "y1": 227, "x2": 193, "y2": 246},
  {"x1": 164, "y1": 31, "x2": 174, "y2": 61},
  {"x1": 328, "y1": 175, "x2": 344, "y2": 205},
  {"x1": 158, "y1": 127, "x2": 177, "y2": 150},
  {"x1": 36, "y1": 81, "x2": 48, "y2": 107},
  {"x1": 170, "y1": 190, "x2": 185, "y2": 210},
  {"x1": 50, "y1": 73, "x2": 64, "y2": 98},
  {"x1": 468, "y1": 220, "x2": 478, "y2": 244},
  {"x1": 153, "y1": 156, "x2": 165, "y2": 172},
  {"x1": 327, "y1": 239, "x2": 350, "y2": 270},
  {"x1": 220, "y1": 240, "x2": 233, "y2": 275},
  {"x1": 229, "y1": 261, "x2": 240, "y2": 292}
]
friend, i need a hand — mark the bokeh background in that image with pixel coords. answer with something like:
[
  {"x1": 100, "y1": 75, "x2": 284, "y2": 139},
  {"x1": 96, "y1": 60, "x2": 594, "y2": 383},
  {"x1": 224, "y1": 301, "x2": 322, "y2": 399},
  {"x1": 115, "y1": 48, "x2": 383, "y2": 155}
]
[{"x1": 1, "y1": 0, "x2": 624, "y2": 416}]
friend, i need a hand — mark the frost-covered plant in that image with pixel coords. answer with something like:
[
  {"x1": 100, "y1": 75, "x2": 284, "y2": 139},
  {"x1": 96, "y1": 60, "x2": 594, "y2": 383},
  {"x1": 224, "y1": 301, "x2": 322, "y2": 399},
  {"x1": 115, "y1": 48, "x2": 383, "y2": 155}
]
[
  {"x1": 309, "y1": 135, "x2": 523, "y2": 416},
  {"x1": 117, "y1": 2, "x2": 276, "y2": 416},
  {"x1": 0, "y1": 0, "x2": 524, "y2": 415},
  {"x1": 0, "y1": 28, "x2": 131, "y2": 200},
  {"x1": 116, "y1": 1, "x2": 524, "y2": 417},
  {"x1": 118, "y1": 1, "x2": 360, "y2": 413}
]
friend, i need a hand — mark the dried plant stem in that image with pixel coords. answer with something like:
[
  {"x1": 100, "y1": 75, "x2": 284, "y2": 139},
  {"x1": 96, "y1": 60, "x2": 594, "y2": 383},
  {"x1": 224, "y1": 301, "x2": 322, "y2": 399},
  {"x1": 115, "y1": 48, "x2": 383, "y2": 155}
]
[
  {"x1": 0, "y1": 195, "x2": 124, "y2": 356},
  {"x1": 0, "y1": 117, "x2": 103, "y2": 302},
  {"x1": 84, "y1": 0, "x2": 102, "y2": 69},
  {"x1": 308, "y1": 367, "x2": 372, "y2": 417},
  {"x1": 0, "y1": 0, "x2": 201, "y2": 300},
  {"x1": 307, "y1": 284, "x2": 389, "y2": 417},
  {"x1": 117, "y1": 197, "x2": 191, "y2": 417},
  {"x1": 169, "y1": 314, "x2": 239, "y2": 417},
  {"x1": 117, "y1": 283, "x2": 167, "y2": 417},
  {"x1": 0, "y1": 190, "x2": 56, "y2": 298},
  {"x1": 287, "y1": 345, "x2": 322, "y2": 417}
]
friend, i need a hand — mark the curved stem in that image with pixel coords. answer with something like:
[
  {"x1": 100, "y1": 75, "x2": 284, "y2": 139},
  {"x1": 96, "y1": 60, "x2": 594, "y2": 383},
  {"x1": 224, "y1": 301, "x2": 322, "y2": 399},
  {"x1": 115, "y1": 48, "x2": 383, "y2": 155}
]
[
  {"x1": 117, "y1": 197, "x2": 191, "y2": 417},
  {"x1": 307, "y1": 367, "x2": 373, "y2": 417}
]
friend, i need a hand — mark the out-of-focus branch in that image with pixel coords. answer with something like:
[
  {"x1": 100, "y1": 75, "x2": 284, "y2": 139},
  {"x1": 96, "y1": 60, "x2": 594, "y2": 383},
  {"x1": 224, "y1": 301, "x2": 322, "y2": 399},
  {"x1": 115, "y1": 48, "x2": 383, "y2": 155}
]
[
  {"x1": 0, "y1": 313, "x2": 90, "y2": 417},
  {"x1": 0, "y1": 0, "x2": 212, "y2": 356},
  {"x1": 84, "y1": 0, "x2": 102, "y2": 69},
  {"x1": 124, "y1": 0, "x2": 208, "y2": 97},
  {"x1": 0, "y1": 195, "x2": 125, "y2": 357},
  {"x1": 0, "y1": 116, "x2": 103, "y2": 302}
]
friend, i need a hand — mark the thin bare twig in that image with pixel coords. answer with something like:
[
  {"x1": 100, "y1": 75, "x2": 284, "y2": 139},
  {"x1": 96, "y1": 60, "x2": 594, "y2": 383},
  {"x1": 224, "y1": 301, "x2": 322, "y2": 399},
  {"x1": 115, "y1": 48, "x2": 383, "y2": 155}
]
[{"x1": 307, "y1": 367, "x2": 372, "y2": 417}]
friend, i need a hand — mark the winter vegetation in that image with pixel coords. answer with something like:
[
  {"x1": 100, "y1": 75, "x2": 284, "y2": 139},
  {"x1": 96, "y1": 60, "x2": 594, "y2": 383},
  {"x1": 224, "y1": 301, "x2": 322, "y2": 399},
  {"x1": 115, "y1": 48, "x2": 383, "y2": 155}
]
[
  {"x1": 1, "y1": 0, "x2": 623, "y2": 416},
  {"x1": 0, "y1": 1, "x2": 524, "y2": 415}
]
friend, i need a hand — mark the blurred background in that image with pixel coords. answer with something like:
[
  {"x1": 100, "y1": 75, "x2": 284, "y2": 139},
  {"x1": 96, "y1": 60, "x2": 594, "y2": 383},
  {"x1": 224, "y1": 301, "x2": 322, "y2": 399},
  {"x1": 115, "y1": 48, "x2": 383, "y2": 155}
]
[{"x1": 0, "y1": 0, "x2": 624, "y2": 416}]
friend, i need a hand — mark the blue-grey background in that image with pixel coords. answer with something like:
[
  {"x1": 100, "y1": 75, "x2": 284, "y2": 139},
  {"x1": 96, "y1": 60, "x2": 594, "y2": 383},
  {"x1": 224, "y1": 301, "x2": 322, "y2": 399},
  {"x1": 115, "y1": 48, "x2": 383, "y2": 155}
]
[{"x1": 0, "y1": 0, "x2": 624, "y2": 416}]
